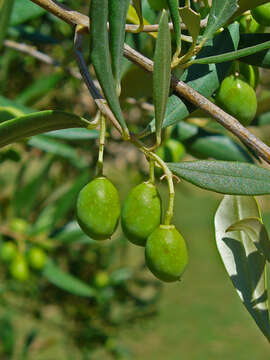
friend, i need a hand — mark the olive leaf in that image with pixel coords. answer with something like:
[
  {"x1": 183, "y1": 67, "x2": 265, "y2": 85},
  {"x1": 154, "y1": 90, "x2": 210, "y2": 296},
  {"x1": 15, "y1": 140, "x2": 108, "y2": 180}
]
[
  {"x1": 167, "y1": 160, "x2": 270, "y2": 195},
  {"x1": 0, "y1": 0, "x2": 15, "y2": 49},
  {"x1": 15, "y1": 72, "x2": 64, "y2": 106},
  {"x1": 202, "y1": 0, "x2": 238, "y2": 42},
  {"x1": 192, "y1": 38, "x2": 270, "y2": 65},
  {"x1": 178, "y1": 5, "x2": 200, "y2": 62},
  {"x1": 172, "y1": 121, "x2": 254, "y2": 163},
  {"x1": 132, "y1": 0, "x2": 144, "y2": 31},
  {"x1": 167, "y1": 0, "x2": 181, "y2": 62},
  {"x1": 109, "y1": 0, "x2": 130, "y2": 94},
  {"x1": 89, "y1": 0, "x2": 129, "y2": 138},
  {"x1": 153, "y1": 10, "x2": 171, "y2": 146},
  {"x1": 43, "y1": 260, "x2": 96, "y2": 297},
  {"x1": 215, "y1": 195, "x2": 270, "y2": 341},
  {"x1": 239, "y1": 33, "x2": 270, "y2": 69},
  {"x1": 0, "y1": 110, "x2": 91, "y2": 148},
  {"x1": 227, "y1": 217, "x2": 270, "y2": 263},
  {"x1": 28, "y1": 135, "x2": 88, "y2": 169}
]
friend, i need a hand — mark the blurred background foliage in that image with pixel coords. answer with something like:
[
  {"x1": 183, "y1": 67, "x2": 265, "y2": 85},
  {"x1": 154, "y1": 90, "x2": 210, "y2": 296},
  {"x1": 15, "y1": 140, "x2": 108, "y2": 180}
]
[{"x1": 1, "y1": 0, "x2": 270, "y2": 359}]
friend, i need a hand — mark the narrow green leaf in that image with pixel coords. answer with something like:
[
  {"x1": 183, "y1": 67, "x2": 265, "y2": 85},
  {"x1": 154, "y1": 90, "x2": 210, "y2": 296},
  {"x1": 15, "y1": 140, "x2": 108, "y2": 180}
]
[
  {"x1": 0, "y1": 0, "x2": 15, "y2": 50},
  {"x1": 89, "y1": 0, "x2": 129, "y2": 138},
  {"x1": 0, "y1": 95, "x2": 34, "y2": 114},
  {"x1": 13, "y1": 156, "x2": 54, "y2": 218},
  {"x1": 172, "y1": 122, "x2": 254, "y2": 163},
  {"x1": 28, "y1": 136, "x2": 87, "y2": 169},
  {"x1": 153, "y1": 10, "x2": 171, "y2": 145},
  {"x1": 109, "y1": 0, "x2": 130, "y2": 93},
  {"x1": 167, "y1": 160, "x2": 270, "y2": 195},
  {"x1": 145, "y1": 23, "x2": 239, "y2": 134},
  {"x1": 50, "y1": 171, "x2": 90, "y2": 228},
  {"x1": 178, "y1": 6, "x2": 200, "y2": 62},
  {"x1": 227, "y1": 217, "x2": 270, "y2": 263},
  {"x1": 202, "y1": 0, "x2": 238, "y2": 42},
  {"x1": 11, "y1": 0, "x2": 45, "y2": 25},
  {"x1": 15, "y1": 72, "x2": 64, "y2": 106},
  {"x1": 132, "y1": 0, "x2": 144, "y2": 29},
  {"x1": 0, "y1": 106, "x2": 24, "y2": 123},
  {"x1": 239, "y1": 33, "x2": 270, "y2": 69},
  {"x1": 168, "y1": 0, "x2": 181, "y2": 60},
  {"x1": 0, "y1": 110, "x2": 91, "y2": 148},
  {"x1": 43, "y1": 260, "x2": 96, "y2": 297},
  {"x1": 43, "y1": 128, "x2": 99, "y2": 140},
  {"x1": 54, "y1": 221, "x2": 95, "y2": 245},
  {"x1": 192, "y1": 39, "x2": 270, "y2": 65},
  {"x1": 215, "y1": 195, "x2": 270, "y2": 341}
]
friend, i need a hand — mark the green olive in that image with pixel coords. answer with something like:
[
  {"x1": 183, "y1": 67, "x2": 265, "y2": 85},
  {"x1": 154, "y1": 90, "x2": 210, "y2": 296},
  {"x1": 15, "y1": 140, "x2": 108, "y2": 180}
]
[
  {"x1": 237, "y1": 14, "x2": 264, "y2": 33},
  {"x1": 147, "y1": 0, "x2": 168, "y2": 11},
  {"x1": 76, "y1": 177, "x2": 120, "y2": 240},
  {"x1": 0, "y1": 242, "x2": 17, "y2": 262},
  {"x1": 156, "y1": 139, "x2": 185, "y2": 163},
  {"x1": 215, "y1": 75, "x2": 257, "y2": 126},
  {"x1": 28, "y1": 247, "x2": 47, "y2": 270},
  {"x1": 251, "y1": 4, "x2": 270, "y2": 26},
  {"x1": 10, "y1": 255, "x2": 29, "y2": 281},
  {"x1": 94, "y1": 271, "x2": 110, "y2": 288},
  {"x1": 145, "y1": 225, "x2": 188, "y2": 282},
  {"x1": 10, "y1": 218, "x2": 28, "y2": 234},
  {"x1": 121, "y1": 181, "x2": 161, "y2": 246}
]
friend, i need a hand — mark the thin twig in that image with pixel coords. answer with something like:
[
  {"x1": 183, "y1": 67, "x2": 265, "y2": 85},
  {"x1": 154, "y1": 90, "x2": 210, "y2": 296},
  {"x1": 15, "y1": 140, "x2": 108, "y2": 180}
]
[
  {"x1": 4, "y1": 39, "x2": 81, "y2": 79},
  {"x1": 29, "y1": 0, "x2": 270, "y2": 164}
]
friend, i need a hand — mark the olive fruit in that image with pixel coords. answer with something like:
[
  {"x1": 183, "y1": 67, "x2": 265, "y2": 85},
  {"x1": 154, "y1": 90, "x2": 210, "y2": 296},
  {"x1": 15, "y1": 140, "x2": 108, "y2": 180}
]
[
  {"x1": 251, "y1": 4, "x2": 270, "y2": 26},
  {"x1": 145, "y1": 225, "x2": 188, "y2": 282},
  {"x1": 215, "y1": 75, "x2": 257, "y2": 126},
  {"x1": 28, "y1": 247, "x2": 47, "y2": 270},
  {"x1": 10, "y1": 255, "x2": 29, "y2": 281},
  {"x1": 156, "y1": 139, "x2": 185, "y2": 163},
  {"x1": 147, "y1": 0, "x2": 168, "y2": 11},
  {"x1": 10, "y1": 218, "x2": 28, "y2": 234},
  {"x1": 121, "y1": 181, "x2": 161, "y2": 246},
  {"x1": 237, "y1": 14, "x2": 263, "y2": 33},
  {"x1": 0, "y1": 242, "x2": 17, "y2": 262},
  {"x1": 94, "y1": 271, "x2": 110, "y2": 288},
  {"x1": 76, "y1": 177, "x2": 120, "y2": 240}
]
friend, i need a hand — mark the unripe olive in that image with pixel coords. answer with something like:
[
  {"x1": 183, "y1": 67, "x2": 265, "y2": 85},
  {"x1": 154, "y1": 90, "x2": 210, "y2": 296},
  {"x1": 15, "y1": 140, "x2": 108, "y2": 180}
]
[
  {"x1": 10, "y1": 218, "x2": 28, "y2": 234},
  {"x1": 76, "y1": 177, "x2": 120, "y2": 240},
  {"x1": 94, "y1": 271, "x2": 110, "y2": 288},
  {"x1": 121, "y1": 182, "x2": 161, "y2": 246},
  {"x1": 0, "y1": 241, "x2": 17, "y2": 262},
  {"x1": 10, "y1": 255, "x2": 29, "y2": 281},
  {"x1": 28, "y1": 247, "x2": 47, "y2": 270},
  {"x1": 237, "y1": 14, "x2": 263, "y2": 33},
  {"x1": 147, "y1": 0, "x2": 168, "y2": 11},
  {"x1": 251, "y1": 4, "x2": 270, "y2": 26},
  {"x1": 215, "y1": 75, "x2": 257, "y2": 126},
  {"x1": 156, "y1": 139, "x2": 185, "y2": 163},
  {"x1": 145, "y1": 225, "x2": 188, "y2": 282}
]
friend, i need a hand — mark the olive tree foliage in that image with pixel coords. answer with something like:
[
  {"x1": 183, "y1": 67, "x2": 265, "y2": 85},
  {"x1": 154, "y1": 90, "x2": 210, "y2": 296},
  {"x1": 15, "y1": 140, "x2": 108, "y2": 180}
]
[{"x1": 2, "y1": 0, "x2": 270, "y2": 341}]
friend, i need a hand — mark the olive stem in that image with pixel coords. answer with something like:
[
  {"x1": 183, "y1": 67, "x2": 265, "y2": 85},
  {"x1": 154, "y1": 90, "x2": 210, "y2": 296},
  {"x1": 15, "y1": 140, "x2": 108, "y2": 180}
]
[
  {"x1": 96, "y1": 113, "x2": 106, "y2": 177},
  {"x1": 149, "y1": 158, "x2": 155, "y2": 184}
]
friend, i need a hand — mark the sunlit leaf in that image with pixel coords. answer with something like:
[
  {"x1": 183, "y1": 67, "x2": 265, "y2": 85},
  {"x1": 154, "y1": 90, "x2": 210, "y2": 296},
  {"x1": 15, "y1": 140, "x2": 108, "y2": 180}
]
[{"x1": 215, "y1": 195, "x2": 270, "y2": 341}]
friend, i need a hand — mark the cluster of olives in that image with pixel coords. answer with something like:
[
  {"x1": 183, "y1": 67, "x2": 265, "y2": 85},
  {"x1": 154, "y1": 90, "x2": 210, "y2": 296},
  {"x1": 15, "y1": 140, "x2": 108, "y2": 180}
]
[
  {"x1": 0, "y1": 241, "x2": 47, "y2": 281},
  {"x1": 76, "y1": 177, "x2": 188, "y2": 283}
]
